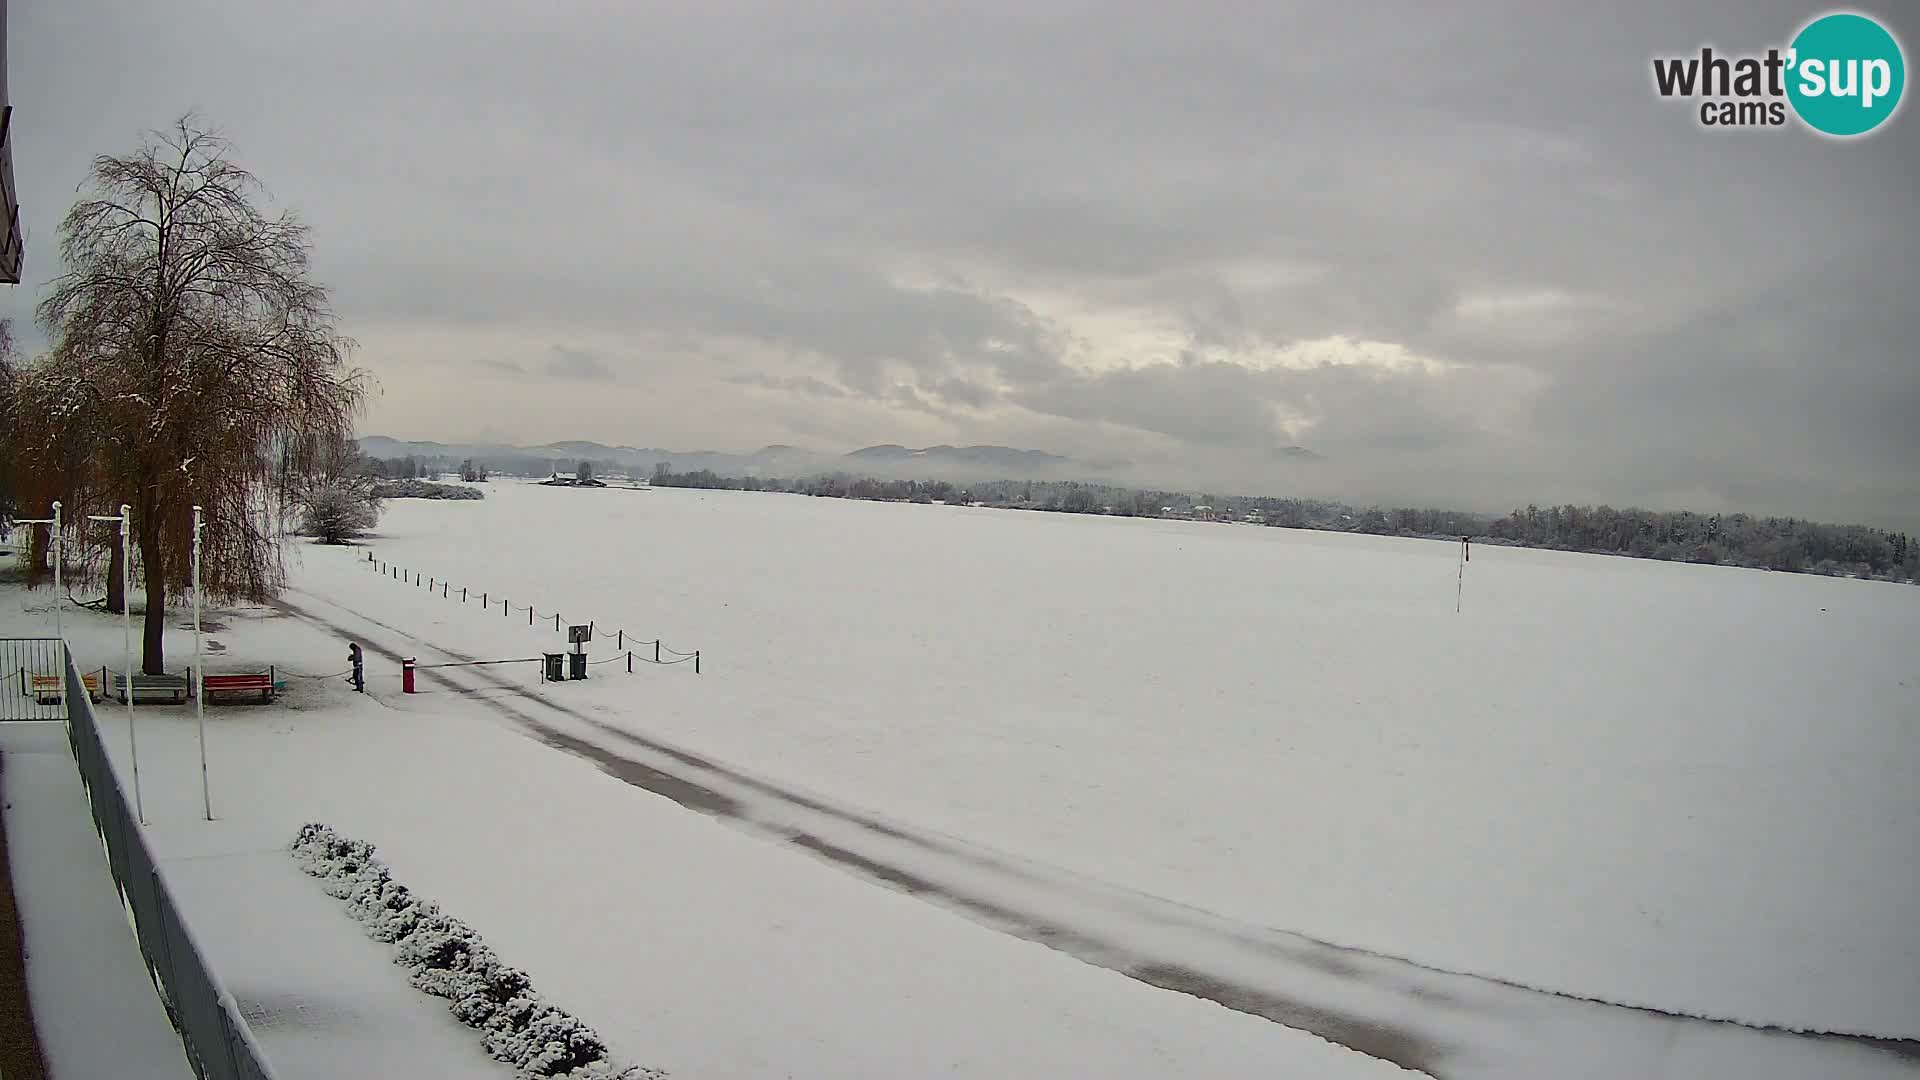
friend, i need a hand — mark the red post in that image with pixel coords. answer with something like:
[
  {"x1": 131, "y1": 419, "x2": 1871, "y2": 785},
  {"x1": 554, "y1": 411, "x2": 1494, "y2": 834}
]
[{"x1": 402, "y1": 657, "x2": 417, "y2": 694}]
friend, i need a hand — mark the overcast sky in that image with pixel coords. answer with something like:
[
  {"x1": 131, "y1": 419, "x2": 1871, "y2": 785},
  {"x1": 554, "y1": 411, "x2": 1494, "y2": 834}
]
[{"x1": 5, "y1": 1, "x2": 1916, "y2": 527}]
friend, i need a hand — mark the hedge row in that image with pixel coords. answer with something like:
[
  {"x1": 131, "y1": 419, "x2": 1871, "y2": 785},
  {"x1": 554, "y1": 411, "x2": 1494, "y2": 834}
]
[{"x1": 292, "y1": 824, "x2": 664, "y2": 1079}]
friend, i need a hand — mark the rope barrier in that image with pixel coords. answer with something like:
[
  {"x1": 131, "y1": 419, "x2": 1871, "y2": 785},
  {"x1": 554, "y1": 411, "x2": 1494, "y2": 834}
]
[
  {"x1": 633, "y1": 653, "x2": 699, "y2": 667},
  {"x1": 414, "y1": 657, "x2": 541, "y2": 670},
  {"x1": 281, "y1": 668, "x2": 354, "y2": 680},
  {"x1": 361, "y1": 550, "x2": 701, "y2": 674}
]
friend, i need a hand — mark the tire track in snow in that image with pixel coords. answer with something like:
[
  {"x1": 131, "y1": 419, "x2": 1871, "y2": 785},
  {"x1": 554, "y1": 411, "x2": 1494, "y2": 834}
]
[{"x1": 275, "y1": 590, "x2": 1920, "y2": 1080}]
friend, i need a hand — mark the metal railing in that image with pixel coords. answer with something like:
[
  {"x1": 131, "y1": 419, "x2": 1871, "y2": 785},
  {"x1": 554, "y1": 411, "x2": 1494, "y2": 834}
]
[
  {"x1": 60, "y1": 646, "x2": 279, "y2": 1079},
  {"x1": 0, "y1": 638, "x2": 68, "y2": 721}
]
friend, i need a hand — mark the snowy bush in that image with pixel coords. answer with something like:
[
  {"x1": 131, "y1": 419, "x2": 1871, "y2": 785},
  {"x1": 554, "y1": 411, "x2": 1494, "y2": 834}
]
[
  {"x1": 301, "y1": 479, "x2": 382, "y2": 543},
  {"x1": 291, "y1": 824, "x2": 665, "y2": 1080}
]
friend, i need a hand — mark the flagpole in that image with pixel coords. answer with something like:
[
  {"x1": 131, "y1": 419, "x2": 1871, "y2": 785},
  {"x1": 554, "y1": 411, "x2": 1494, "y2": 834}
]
[
  {"x1": 90, "y1": 505, "x2": 143, "y2": 824},
  {"x1": 193, "y1": 505, "x2": 210, "y2": 820},
  {"x1": 15, "y1": 504, "x2": 64, "y2": 641},
  {"x1": 51, "y1": 502, "x2": 62, "y2": 642}
]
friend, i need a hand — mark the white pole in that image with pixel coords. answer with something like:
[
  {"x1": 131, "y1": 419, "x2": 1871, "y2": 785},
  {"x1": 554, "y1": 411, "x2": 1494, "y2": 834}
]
[
  {"x1": 16, "y1": 506, "x2": 64, "y2": 641},
  {"x1": 118, "y1": 505, "x2": 141, "y2": 823},
  {"x1": 1455, "y1": 538, "x2": 1466, "y2": 614},
  {"x1": 193, "y1": 505, "x2": 210, "y2": 820},
  {"x1": 86, "y1": 507, "x2": 140, "y2": 823},
  {"x1": 51, "y1": 501, "x2": 62, "y2": 643}
]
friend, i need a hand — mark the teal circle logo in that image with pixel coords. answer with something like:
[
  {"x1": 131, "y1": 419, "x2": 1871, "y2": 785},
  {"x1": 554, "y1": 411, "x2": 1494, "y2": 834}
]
[{"x1": 1787, "y1": 12, "x2": 1906, "y2": 136}]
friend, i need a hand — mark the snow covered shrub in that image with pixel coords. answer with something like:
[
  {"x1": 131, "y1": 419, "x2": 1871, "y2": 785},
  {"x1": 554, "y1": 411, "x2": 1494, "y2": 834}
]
[
  {"x1": 301, "y1": 479, "x2": 381, "y2": 543},
  {"x1": 290, "y1": 825, "x2": 664, "y2": 1079}
]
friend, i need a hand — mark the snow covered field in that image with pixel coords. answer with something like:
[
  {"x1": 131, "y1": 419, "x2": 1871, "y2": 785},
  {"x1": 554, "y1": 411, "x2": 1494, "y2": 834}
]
[
  {"x1": 5, "y1": 478, "x2": 1917, "y2": 1078},
  {"x1": 320, "y1": 481, "x2": 1918, "y2": 1038}
]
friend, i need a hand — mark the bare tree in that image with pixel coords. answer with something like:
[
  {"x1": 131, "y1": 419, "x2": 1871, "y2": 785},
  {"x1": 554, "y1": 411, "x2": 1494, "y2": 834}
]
[{"x1": 29, "y1": 115, "x2": 367, "y2": 672}]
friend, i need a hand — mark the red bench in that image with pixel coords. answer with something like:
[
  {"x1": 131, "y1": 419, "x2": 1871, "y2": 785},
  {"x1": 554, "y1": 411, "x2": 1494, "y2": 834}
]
[{"x1": 201, "y1": 670, "x2": 279, "y2": 703}]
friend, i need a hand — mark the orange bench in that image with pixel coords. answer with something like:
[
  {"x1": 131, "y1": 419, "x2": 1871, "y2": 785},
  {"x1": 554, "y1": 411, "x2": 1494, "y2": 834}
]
[
  {"x1": 30, "y1": 672, "x2": 101, "y2": 704},
  {"x1": 202, "y1": 671, "x2": 279, "y2": 703}
]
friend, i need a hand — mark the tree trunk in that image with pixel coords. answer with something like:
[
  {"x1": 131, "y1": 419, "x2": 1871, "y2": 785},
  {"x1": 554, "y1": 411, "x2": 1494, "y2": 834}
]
[
  {"x1": 105, "y1": 540, "x2": 125, "y2": 613},
  {"x1": 26, "y1": 525, "x2": 49, "y2": 587},
  {"x1": 138, "y1": 521, "x2": 167, "y2": 675}
]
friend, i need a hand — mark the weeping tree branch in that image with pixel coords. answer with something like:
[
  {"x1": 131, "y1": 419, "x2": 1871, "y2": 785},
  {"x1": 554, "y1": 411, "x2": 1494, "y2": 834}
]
[{"x1": 15, "y1": 113, "x2": 367, "y2": 672}]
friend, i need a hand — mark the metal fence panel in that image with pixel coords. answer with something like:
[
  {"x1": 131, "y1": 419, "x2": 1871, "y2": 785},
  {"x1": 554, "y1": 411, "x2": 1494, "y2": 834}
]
[
  {"x1": 58, "y1": 645, "x2": 280, "y2": 1080},
  {"x1": 0, "y1": 637, "x2": 67, "y2": 720}
]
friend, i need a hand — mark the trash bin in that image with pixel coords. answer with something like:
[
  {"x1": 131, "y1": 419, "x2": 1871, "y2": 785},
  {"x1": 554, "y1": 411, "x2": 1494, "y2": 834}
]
[
  {"x1": 568, "y1": 651, "x2": 587, "y2": 680},
  {"x1": 543, "y1": 653, "x2": 565, "y2": 682}
]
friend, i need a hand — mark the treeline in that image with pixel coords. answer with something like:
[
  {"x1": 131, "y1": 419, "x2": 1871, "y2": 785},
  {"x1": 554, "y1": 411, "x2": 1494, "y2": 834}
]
[
  {"x1": 1482, "y1": 504, "x2": 1916, "y2": 579},
  {"x1": 648, "y1": 468, "x2": 1918, "y2": 583},
  {"x1": 364, "y1": 452, "x2": 597, "y2": 479}
]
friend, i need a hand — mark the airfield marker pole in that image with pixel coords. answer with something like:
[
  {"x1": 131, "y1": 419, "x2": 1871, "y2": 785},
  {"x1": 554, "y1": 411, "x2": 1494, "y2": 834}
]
[{"x1": 1456, "y1": 537, "x2": 1469, "y2": 614}]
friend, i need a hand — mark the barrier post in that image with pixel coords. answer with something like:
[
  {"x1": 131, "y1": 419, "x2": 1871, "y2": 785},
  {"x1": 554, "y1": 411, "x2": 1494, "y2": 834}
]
[
  {"x1": 402, "y1": 658, "x2": 417, "y2": 694},
  {"x1": 654, "y1": 640, "x2": 660, "y2": 663},
  {"x1": 694, "y1": 651, "x2": 701, "y2": 675}
]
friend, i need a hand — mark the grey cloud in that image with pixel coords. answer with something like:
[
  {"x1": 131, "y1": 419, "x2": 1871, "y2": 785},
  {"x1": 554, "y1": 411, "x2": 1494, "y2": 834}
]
[
  {"x1": 544, "y1": 346, "x2": 613, "y2": 382},
  {"x1": 4, "y1": 0, "x2": 1915, "y2": 528},
  {"x1": 732, "y1": 373, "x2": 852, "y2": 399}
]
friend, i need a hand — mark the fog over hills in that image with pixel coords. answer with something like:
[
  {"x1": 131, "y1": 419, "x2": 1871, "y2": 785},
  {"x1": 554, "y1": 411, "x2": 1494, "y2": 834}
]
[{"x1": 357, "y1": 435, "x2": 1324, "y2": 485}]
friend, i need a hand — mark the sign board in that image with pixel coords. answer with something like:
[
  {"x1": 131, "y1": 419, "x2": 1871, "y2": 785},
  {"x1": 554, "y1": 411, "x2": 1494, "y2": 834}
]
[{"x1": 568, "y1": 624, "x2": 592, "y2": 644}]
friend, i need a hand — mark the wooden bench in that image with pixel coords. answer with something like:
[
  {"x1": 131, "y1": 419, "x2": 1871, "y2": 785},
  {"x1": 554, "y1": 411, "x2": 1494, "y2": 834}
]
[
  {"x1": 112, "y1": 673, "x2": 190, "y2": 705},
  {"x1": 30, "y1": 672, "x2": 101, "y2": 704},
  {"x1": 202, "y1": 670, "x2": 280, "y2": 704}
]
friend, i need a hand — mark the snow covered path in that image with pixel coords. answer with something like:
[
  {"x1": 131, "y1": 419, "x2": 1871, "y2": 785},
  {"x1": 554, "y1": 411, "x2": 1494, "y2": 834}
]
[
  {"x1": 0, "y1": 722, "x2": 195, "y2": 1080},
  {"x1": 278, "y1": 585, "x2": 1920, "y2": 1080}
]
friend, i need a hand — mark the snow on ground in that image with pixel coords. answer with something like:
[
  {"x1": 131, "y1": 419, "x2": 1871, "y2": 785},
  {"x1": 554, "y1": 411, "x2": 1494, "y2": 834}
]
[
  {"x1": 0, "y1": 720, "x2": 194, "y2": 1080},
  {"x1": 302, "y1": 480, "x2": 1918, "y2": 1039},
  {"x1": 0, "y1": 561, "x2": 1405, "y2": 1079},
  {"x1": 4, "y1": 480, "x2": 1916, "y2": 1078}
]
